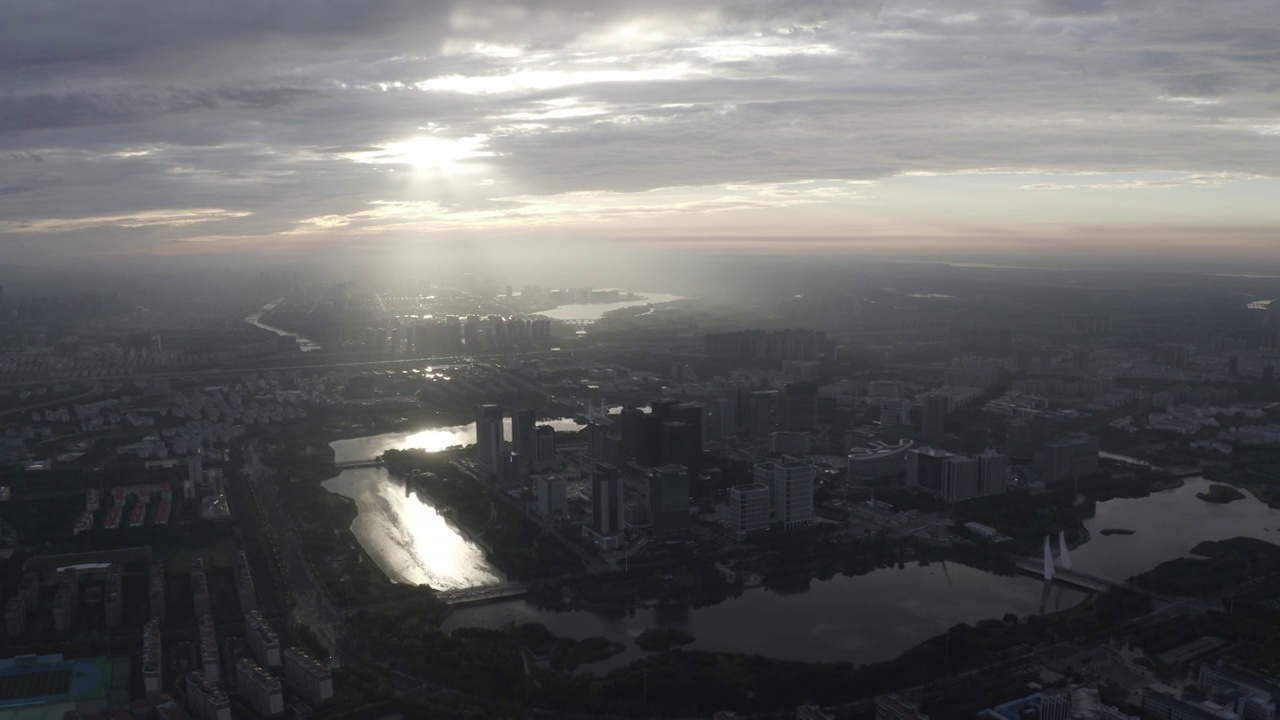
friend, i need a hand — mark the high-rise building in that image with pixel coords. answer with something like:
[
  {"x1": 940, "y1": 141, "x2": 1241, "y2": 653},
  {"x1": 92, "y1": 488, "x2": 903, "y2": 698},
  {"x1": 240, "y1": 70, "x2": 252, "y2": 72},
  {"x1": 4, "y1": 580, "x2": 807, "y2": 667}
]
[
  {"x1": 142, "y1": 620, "x2": 163, "y2": 694},
  {"x1": 235, "y1": 659, "x2": 283, "y2": 718},
  {"x1": 475, "y1": 404, "x2": 505, "y2": 476},
  {"x1": 671, "y1": 402, "x2": 706, "y2": 451},
  {"x1": 753, "y1": 456, "x2": 815, "y2": 530},
  {"x1": 533, "y1": 425, "x2": 556, "y2": 471},
  {"x1": 511, "y1": 408, "x2": 537, "y2": 461},
  {"x1": 647, "y1": 465, "x2": 690, "y2": 535},
  {"x1": 728, "y1": 483, "x2": 771, "y2": 537},
  {"x1": 783, "y1": 382, "x2": 819, "y2": 431},
  {"x1": 658, "y1": 421, "x2": 701, "y2": 467},
  {"x1": 619, "y1": 407, "x2": 656, "y2": 466},
  {"x1": 707, "y1": 397, "x2": 736, "y2": 442},
  {"x1": 284, "y1": 647, "x2": 334, "y2": 705},
  {"x1": 1035, "y1": 433, "x2": 1099, "y2": 485},
  {"x1": 246, "y1": 611, "x2": 281, "y2": 668},
  {"x1": 186, "y1": 672, "x2": 232, "y2": 720},
  {"x1": 651, "y1": 398, "x2": 680, "y2": 423},
  {"x1": 745, "y1": 390, "x2": 781, "y2": 439},
  {"x1": 979, "y1": 449, "x2": 1009, "y2": 495},
  {"x1": 941, "y1": 455, "x2": 982, "y2": 503},
  {"x1": 5, "y1": 596, "x2": 25, "y2": 637},
  {"x1": 906, "y1": 447, "x2": 951, "y2": 495},
  {"x1": 879, "y1": 398, "x2": 912, "y2": 427},
  {"x1": 591, "y1": 462, "x2": 623, "y2": 536},
  {"x1": 536, "y1": 475, "x2": 568, "y2": 517},
  {"x1": 921, "y1": 393, "x2": 947, "y2": 442},
  {"x1": 233, "y1": 551, "x2": 258, "y2": 614}
]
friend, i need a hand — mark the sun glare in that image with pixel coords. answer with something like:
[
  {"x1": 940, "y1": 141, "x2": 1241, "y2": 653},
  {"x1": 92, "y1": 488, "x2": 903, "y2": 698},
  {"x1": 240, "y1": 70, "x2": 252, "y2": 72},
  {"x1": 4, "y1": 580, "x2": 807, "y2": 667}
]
[{"x1": 346, "y1": 135, "x2": 492, "y2": 172}]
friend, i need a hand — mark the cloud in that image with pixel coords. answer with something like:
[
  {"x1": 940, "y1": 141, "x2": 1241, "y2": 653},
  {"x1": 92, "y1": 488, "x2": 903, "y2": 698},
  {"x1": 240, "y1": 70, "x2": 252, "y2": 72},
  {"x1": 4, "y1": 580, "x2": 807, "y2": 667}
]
[
  {"x1": 0, "y1": 208, "x2": 252, "y2": 233},
  {"x1": 0, "y1": 0, "x2": 1277, "y2": 261},
  {"x1": 1019, "y1": 172, "x2": 1265, "y2": 190}
]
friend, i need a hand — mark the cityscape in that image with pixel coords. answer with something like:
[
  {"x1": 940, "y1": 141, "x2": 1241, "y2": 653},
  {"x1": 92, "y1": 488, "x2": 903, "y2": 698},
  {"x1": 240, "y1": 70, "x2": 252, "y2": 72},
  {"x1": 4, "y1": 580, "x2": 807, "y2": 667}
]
[{"x1": 3, "y1": 1, "x2": 1280, "y2": 719}]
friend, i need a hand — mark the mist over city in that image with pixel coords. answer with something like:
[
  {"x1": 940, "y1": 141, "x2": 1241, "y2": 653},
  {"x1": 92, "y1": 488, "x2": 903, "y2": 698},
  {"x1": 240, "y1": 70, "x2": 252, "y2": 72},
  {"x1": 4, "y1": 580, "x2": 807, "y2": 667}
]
[{"x1": 2, "y1": 1, "x2": 1280, "y2": 719}]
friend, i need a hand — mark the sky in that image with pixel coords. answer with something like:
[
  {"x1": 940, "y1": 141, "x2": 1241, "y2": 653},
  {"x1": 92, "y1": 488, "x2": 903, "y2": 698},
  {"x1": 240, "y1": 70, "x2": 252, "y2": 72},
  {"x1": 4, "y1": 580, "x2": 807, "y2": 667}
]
[{"x1": 2, "y1": 0, "x2": 1278, "y2": 268}]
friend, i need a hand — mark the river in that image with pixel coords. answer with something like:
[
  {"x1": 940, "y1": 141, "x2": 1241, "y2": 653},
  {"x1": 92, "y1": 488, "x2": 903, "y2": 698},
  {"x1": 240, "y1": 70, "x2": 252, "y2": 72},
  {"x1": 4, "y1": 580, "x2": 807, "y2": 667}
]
[
  {"x1": 535, "y1": 293, "x2": 684, "y2": 321},
  {"x1": 322, "y1": 425, "x2": 1277, "y2": 667},
  {"x1": 245, "y1": 299, "x2": 322, "y2": 352}
]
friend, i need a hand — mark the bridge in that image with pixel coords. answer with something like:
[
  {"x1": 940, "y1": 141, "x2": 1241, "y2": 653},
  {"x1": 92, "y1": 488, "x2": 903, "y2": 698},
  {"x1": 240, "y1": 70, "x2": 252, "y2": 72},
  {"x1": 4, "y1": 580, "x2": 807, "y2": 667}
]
[
  {"x1": 437, "y1": 582, "x2": 529, "y2": 607},
  {"x1": 1013, "y1": 557, "x2": 1123, "y2": 594},
  {"x1": 335, "y1": 460, "x2": 385, "y2": 470},
  {"x1": 1012, "y1": 531, "x2": 1145, "y2": 595}
]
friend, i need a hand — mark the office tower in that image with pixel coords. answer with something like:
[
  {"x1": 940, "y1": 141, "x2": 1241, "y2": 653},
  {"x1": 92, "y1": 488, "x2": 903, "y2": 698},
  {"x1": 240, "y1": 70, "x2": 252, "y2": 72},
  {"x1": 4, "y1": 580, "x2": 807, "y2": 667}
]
[
  {"x1": 940, "y1": 455, "x2": 982, "y2": 503},
  {"x1": 921, "y1": 393, "x2": 947, "y2": 442},
  {"x1": 879, "y1": 398, "x2": 912, "y2": 427},
  {"x1": 659, "y1": 421, "x2": 701, "y2": 468},
  {"x1": 587, "y1": 421, "x2": 610, "y2": 461},
  {"x1": 511, "y1": 408, "x2": 536, "y2": 460},
  {"x1": 591, "y1": 462, "x2": 623, "y2": 536},
  {"x1": 533, "y1": 425, "x2": 556, "y2": 471},
  {"x1": 620, "y1": 407, "x2": 657, "y2": 466},
  {"x1": 284, "y1": 648, "x2": 334, "y2": 705},
  {"x1": 647, "y1": 465, "x2": 690, "y2": 535},
  {"x1": 475, "y1": 404, "x2": 505, "y2": 474},
  {"x1": 537, "y1": 475, "x2": 568, "y2": 517},
  {"x1": 783, "y1": 382, "x2": 818, "y2": 431},
  {"x1": 728, "y1": 483, "x2": 771, "y2": 537},
  {"x1": 651, "y1": 398, "x2": 680, "y2": 422},
  {"x1": 671, "y1": 402, "x2": 706, "y2": 450},
  {"x1": 906, "y1": 447, "x2": 951, "y2": 495},
  {"x1": 979, "y1": 449, "x2": 1008, "y2": 495},
  {"x1": 707, "y1": 397, "x2": 736, "y2": 442},
  {"x1": 745, "y1": 390, "x2": 781, "y2": 439},
  {"x1": 1035, "y1": 433, "x2": 1099, "y2": 485},
  {"x1": 753, "y1": 456, "x2": 815, "y2": 530}
]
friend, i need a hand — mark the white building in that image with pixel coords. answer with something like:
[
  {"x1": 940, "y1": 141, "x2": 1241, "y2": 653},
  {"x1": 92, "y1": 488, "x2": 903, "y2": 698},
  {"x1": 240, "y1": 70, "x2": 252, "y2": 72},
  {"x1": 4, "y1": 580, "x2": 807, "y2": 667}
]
[
  {"x1": 728, "y1": 483, "x2": 771, "y2": 537},
  {"x1": 753, "y1": 456, "x2": 815, "y2": 530}
]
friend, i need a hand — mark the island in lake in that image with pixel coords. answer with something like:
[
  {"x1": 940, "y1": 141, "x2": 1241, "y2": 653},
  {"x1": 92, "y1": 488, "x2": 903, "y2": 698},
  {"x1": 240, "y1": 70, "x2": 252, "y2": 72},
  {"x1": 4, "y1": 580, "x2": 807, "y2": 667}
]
[{"x1": 1197, "y1": 484, "x2": 1247, "y2": 504}]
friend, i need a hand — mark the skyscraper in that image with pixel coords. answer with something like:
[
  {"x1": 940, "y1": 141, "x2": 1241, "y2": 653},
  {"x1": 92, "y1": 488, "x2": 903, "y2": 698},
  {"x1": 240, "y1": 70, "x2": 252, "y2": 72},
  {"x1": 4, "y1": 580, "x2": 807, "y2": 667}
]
[
  {"x1": 728, "y1": 483, "x2": 771, "y2": 538},
  {"x1": 753, "y1": 456, "x2": 815, "y2": 530},
  {"x1": 475, "y1": 404, "x2": 505, "y2": 476},
  {"x1": 511, "y1": 408, "x2": 536, "y2": 461},
  {"x1": 921, "y1": 393, "x2": 947, "y2": 442},
  {"x1": 783, "y1": 382, "x2": 819, "y2": 431},
  {"x1": 591, "y1": 462, "x2": 623, "y2": 536},
  {"x1": 906, "y1": 447, "x2": 951, "y2": 495},
  {"x1": 533, "y1": 425, "x2": 556, "y2": 471},
  {"x1": 646, "y1": 464, "x2": 690, "y2": 536}
]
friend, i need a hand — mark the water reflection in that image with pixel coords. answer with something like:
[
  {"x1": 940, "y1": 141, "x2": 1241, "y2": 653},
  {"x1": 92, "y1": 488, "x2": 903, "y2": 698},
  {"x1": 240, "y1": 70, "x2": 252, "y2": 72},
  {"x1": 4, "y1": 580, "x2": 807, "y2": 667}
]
[
  {"x1": 322, "y1": 468, "x2": 501, "y2": 589},
  {"x1": 536, "y1": 293, "x2": 684, "y2": 321},
  {"x1": 444, "y1": 562, "x2": 1088, "y2": 669},
  {"x1": 330, "y1": 416, "x2": 586, "y2": 464}
]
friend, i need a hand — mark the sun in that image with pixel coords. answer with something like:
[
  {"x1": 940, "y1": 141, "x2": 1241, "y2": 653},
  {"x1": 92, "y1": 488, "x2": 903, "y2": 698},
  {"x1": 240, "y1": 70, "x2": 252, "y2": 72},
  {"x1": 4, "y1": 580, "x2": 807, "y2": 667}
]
[{"x1": 347, "y1": 135, "x2": 492, "y2": 173}]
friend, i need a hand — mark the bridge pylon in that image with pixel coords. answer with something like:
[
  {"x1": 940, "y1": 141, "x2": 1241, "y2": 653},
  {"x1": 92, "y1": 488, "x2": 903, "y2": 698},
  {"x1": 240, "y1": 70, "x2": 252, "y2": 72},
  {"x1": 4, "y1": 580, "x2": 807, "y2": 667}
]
[
  {"x1": 1057, "y1": 530, "x2": 1073, "y2": 570},
  {"x1": 1042, "y1": 535, "x2": 1055, "y2": 581}
]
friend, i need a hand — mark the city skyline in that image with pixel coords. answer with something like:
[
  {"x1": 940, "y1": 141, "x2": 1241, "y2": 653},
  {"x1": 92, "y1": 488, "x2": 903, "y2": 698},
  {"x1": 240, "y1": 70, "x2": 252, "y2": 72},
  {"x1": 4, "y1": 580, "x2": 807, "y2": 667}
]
[{"x1": 2, "y1": 0, "x2": 1279, "y2": 267}]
